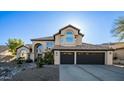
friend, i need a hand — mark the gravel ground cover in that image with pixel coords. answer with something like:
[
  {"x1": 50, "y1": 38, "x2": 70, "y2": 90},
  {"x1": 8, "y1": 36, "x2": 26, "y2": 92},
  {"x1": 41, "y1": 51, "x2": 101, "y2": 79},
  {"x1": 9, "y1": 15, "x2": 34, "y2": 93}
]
[
  {"x1": 11, "y1": 65, "x2": 59, "y2": 81},
  {"x1": 0, "y1": 62, "x2": 37, "y2": 80}
]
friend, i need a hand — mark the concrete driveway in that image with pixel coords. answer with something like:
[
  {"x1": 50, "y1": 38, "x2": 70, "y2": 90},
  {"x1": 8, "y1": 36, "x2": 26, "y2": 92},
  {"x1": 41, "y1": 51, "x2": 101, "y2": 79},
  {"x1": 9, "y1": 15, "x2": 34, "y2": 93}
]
[{"x1": 60, "y1": 65, "x2": 124, "y2": 81}]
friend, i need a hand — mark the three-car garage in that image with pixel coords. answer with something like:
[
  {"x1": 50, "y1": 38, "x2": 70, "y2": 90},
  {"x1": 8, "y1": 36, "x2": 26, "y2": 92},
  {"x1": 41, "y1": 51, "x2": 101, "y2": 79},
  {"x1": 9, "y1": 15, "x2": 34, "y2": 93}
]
[{"x1": 60, "y1": 52, "x2": 105, "y2": 64}]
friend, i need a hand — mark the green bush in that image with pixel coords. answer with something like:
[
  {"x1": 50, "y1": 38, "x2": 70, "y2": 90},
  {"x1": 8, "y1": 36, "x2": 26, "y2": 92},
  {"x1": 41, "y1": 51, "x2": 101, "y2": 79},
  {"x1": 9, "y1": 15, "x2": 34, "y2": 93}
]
[
  {"x1": 16, "y1": 57, "x2": 25, "y2": 64},
  {"x1": 26, "y1": 59, "x2": 33, "y2": 63},
  {"x1": 36, "y1": 56, "x2": 44, "y2": 68},
  {"x1": 36, "y1": 51, "x2": 54, "y2": 67},
  {"x1": 44, "y1": 52, "x2": 54, "y2": 64}
]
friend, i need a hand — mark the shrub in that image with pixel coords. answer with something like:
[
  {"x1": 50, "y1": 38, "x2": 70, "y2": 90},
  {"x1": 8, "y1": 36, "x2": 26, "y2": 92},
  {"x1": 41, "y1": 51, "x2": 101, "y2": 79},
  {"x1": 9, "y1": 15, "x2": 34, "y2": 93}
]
[
  {"x1": 44, "y1": 52, "x2": 54, "y2": 64},
  {"x1": 36, "y1": 56, "x2": 44, "y2": 68},
  {"x1": 113, "y1": 56, "x2": 118, "y2": 60},
  {"x1": 26, "y1": 59, "x2": 33, "y2": 63},
  {"x1": 36, "y1": 51, "x2": 54, "y2": 67},
  {"x1": 16, "y1": 57, "x2": 25, "y2": 64}
]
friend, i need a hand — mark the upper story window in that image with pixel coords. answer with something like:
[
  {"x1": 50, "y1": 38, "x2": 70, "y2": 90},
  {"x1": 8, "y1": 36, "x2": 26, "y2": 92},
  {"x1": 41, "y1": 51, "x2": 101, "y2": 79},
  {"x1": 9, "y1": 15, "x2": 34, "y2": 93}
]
[
  {"x1": 66, "y1": 31, "x2": 74, "y2": 43},
  {"x1": 47, "y1": 41, "x2": 54, "y2": 48}
]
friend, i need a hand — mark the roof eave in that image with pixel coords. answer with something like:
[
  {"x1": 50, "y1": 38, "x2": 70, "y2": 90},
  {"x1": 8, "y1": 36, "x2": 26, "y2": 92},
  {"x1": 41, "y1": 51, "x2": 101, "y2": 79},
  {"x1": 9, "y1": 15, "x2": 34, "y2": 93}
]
[
  {"x1": 31, "y1": 39, "x2": 54, "y2": 41},
  {"x1": 52, "y1": 48, "x2": 114, "y2": 51}
]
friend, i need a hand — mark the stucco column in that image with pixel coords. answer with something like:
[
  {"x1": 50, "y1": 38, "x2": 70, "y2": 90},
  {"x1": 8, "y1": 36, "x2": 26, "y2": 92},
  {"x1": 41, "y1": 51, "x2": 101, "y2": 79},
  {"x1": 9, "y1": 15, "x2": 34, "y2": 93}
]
[
  {"x1": 106, "y1": 51, "x2": 113, "y2": 65},
  {"x1": 74, "y1": 52, "x2": 76, "y2": 64},
  {"x1": 54, "y1": 51, "x2": 60, "y2": 64}
]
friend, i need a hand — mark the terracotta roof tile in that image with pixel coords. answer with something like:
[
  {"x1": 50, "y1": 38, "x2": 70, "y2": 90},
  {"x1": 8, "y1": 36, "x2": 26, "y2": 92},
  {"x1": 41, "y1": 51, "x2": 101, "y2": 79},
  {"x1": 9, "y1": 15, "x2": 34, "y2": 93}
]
[
  {"x1": 53, "y1": 43, "x2": 113, "y2": 51},
  {"x1": 31, "y1": 36, "x2": 54, "y2": 41}
]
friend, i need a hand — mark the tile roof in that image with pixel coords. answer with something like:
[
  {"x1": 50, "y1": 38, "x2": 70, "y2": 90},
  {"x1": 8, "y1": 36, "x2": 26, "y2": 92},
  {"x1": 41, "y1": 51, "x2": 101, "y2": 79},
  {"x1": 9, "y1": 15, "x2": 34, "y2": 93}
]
[
  {"x1": 16, "y1": 44, "x2": 32, "y2": 50},
  {"x1": 59, "y1": 24, "x2": 80, "y2": 31},
  {"x1": 25, "y1": 44, "x2": 32, "y2": 48},
  {"x1": 102, "y1": 42, "x2": 124, "y2": 49},
  {"x1": 0, "y1": 45, "x2": 8, "y2": 53},
  {"x1": 53, "y1": 43, "x2": 113, "y2": 51},
  {"x1": 31, "y1": 36, "x2": 54, "y2": 41},
  {"x1": 54, "y1": 24, "x2": 84, "y2": 37}
]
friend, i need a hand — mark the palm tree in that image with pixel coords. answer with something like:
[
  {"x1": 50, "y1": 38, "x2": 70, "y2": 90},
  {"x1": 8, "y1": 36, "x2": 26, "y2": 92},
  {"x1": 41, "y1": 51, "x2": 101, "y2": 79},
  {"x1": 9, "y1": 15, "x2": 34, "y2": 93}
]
[{"x1": 112, "y1": 17, "x2": 124, "y2": 41}]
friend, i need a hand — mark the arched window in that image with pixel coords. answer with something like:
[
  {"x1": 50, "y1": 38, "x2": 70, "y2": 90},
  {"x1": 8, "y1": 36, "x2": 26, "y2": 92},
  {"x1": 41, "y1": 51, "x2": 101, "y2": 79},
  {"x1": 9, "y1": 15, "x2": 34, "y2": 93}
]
[{"x1": 66, "y1": 31, "x2": 74, "y2": 43}]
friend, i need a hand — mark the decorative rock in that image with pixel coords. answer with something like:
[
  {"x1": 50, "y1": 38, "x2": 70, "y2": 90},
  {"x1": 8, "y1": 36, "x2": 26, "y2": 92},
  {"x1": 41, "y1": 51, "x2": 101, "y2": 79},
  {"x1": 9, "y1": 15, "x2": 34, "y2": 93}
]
[{"x1": 0, "y1": 63, "x2": 37, "y2": 80}]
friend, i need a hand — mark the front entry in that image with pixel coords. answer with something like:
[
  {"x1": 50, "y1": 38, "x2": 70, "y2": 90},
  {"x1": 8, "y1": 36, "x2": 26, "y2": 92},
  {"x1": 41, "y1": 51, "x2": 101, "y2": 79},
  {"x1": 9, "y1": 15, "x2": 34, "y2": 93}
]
[
  {"x1": 76, "y1": 52, "x2": 105, "y2": 64},
  {"x1": 60, "y1": 52, "x2": 74, "y2": 64}
]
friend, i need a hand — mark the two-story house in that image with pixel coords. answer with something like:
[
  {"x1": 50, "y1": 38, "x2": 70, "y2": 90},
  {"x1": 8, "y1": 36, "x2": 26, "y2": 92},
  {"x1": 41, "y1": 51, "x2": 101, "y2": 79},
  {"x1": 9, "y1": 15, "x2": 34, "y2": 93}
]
[{"x1": 17, "y1": 25, "x2": 113, "y2": 65}]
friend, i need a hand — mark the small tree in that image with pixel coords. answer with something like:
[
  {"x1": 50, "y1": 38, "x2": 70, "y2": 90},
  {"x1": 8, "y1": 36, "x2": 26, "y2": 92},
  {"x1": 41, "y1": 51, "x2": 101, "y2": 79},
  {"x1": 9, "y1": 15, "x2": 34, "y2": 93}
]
[
  {"x1": 44, "y1": 51, "x2": 54, "y2": 64},
  {"x1": 6, "y1": 38, "x2": 24, "y2": 55},
  {"x1": 36, "y1": 51, "x2": 54, "y2": 67},
  {"x1": 111, "y1": 17, "x2": 124, "y2": 41},
  {"x1": 36, "y1": 55, "x2": 44, "y2": 68}
]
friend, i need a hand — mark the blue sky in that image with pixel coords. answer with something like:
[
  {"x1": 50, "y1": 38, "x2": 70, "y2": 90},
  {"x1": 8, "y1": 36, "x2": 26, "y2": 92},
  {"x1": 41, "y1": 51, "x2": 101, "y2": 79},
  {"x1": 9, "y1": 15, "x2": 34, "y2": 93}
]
[{"x1": 0, "y1": 11, "x2": 124, "y2": 45}]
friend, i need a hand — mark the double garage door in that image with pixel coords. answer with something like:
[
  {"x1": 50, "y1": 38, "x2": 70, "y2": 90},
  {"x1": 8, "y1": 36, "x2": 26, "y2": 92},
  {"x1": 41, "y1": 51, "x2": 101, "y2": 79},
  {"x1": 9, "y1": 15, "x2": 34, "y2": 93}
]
[{"x1": 60, "y1": 52, "x2": 105, "y2": 64}]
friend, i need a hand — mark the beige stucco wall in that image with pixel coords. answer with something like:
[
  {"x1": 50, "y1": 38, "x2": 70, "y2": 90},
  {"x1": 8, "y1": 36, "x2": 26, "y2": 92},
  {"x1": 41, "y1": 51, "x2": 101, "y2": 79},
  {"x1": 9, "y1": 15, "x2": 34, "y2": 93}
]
[
  {"x1": 16, "y1": 47, "x2": 30, "y2": 60},
  {"x1": 55, "y1": 34, "x2": 61, "y2": 46},
  {"x1": 76, "y1": 35, "x2": 83, "y2": 45},
  {"x1": 54, "y1": 50, "x2": 113, "y2": 65},
  {"x1": 113, "y1": 49, "x2": 124, "y2": 64},
  {"x1": 55, "y1": 27, "x2": 83, "y2": 46},
  {"x1": 114, "y1": 49, "x2": 124, "y2": 60}
]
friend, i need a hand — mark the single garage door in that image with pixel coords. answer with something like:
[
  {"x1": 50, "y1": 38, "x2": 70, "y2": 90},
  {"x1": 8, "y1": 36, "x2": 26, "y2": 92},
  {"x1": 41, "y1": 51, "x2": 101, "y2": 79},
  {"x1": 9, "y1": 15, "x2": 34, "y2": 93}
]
[
  {"x1": 76, "y1": 52, "x2": 105, "y2": 64},
  {"x1": 60, "y1": 52, "x2": 74, "y2": 64}
]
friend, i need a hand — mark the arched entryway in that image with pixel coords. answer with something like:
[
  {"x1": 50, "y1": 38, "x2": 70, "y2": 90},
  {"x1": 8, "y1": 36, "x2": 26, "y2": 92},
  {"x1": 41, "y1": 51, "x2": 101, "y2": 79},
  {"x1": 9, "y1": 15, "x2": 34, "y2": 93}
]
[{"x1": 34, "y1": 43, "x2": 43, "y2": 60}]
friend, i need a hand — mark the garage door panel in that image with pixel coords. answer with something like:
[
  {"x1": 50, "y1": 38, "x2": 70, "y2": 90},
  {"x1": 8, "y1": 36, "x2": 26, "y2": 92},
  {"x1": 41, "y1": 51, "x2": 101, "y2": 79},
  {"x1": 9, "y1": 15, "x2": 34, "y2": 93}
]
[
  {"x1": 77, "y1": 52, "x2": 105, "y2": 64},
  {"x1": 60, "y1": 52, "x2": 74, "y2": 64}
]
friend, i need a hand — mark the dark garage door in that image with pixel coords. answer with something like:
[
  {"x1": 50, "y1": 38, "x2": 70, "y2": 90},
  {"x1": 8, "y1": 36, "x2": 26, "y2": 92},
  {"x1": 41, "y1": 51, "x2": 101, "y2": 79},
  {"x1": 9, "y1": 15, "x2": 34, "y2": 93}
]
[
  {"x1": 60, "y1": 52, "x2": 74, "y2": 64},
  {"x1": 76, "y1": 52, "x2": 105, "y2": 64}
]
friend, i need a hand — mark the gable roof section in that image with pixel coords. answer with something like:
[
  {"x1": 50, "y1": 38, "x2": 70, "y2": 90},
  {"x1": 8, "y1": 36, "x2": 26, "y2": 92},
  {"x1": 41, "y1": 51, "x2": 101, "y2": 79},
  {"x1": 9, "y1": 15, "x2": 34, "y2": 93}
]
[
  {"x1": 53, "y1": 43, "x2": 113, "y2": 51},
  {"x1": 60, "y1": 24, "x2": 80, "y2": 31},
  {"x1": 31, "y1": 25, "x2": 84, "y2": 41},
  {"x1": 16, "y1": 44, "x2": 32, "y2": 52},
  {"x1": 31, "y1": 36, "x2": 54, "y2": 41},
  {"x1": 54, "y1": 24, "x2": 84, "y2": 38}
]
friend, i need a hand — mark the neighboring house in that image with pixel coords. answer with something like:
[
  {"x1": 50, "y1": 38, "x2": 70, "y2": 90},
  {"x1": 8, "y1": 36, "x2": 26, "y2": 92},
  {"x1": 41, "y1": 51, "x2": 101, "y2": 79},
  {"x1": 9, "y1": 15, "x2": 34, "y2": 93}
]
[
  {"x1": 16, "y1": 44, "x2": 32, "y2": 60},
  {"x1": 0, "y1": 45, "x2": 14, "y2": 62},
  {"x1": 103, "y1": 42, "x2": 124, "y2": 64},
  {"x1": 17, "y1": 25, "x2": 113, "y2": 65}
]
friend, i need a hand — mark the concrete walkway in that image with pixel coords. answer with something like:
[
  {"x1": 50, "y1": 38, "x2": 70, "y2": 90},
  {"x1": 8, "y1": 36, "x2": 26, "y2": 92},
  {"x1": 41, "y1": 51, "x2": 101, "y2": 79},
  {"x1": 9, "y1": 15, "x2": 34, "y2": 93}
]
[{"x1": 59, "y1": 65, "x2": 124, "y2": 81}]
